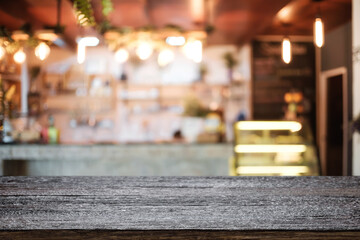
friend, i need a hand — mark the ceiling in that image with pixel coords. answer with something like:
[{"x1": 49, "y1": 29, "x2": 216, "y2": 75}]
[{"x1": 0, "y1": 0, "x2": 352, "y2": 49}]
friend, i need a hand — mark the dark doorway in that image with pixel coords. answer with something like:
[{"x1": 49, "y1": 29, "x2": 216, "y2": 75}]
[{"x1": 326, "y1": 75, "x2": 343, "y2": 175}]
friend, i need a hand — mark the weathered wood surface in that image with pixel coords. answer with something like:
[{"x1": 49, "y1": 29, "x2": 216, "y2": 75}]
[{"x1": 0, "y1": 176, "x2": 360, "y2": 239}]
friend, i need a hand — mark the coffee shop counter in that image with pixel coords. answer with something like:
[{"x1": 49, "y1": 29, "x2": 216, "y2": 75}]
[{"x1": 0, "y1": 143, "x2": 232, "y2": 176}]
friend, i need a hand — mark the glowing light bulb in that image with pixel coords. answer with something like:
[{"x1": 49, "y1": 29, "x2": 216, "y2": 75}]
[
  {"x1": 157, "y1": 49, "x2": 175, "y2": 67},
  {"x1": 115, "y1": 48, "x2": 129, "y2": 63},
  {"x1": 183, "y1": 39, "x2": 202, "y2": 63},
  {"x1": 13, "y1": 48, "x2": 26, "y2": 64},
  {"x1": 282, "y1": 37, "x2": 291, "y2": 64},
  {"x1": 35, "y1": 42, "x2": 50, "y2": 61},
  {"x1": 136, "y1": 42, "x2": 153, "y2": 60},
  {"x1": 314, "y1": 17, "x2": 324, "y2": 48},
  {"x1": 0, "y1": 46, "x2": 5, "y2": 60}
]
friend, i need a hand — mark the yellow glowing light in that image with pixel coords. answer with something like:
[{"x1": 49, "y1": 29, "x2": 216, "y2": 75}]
[
  {"x1": 158, "y1": 48, "x2": 175, "y2": 67},
  {"x1": 13, "y1": 48, "x2": 26, "y2": 64},
  {"x1": 183, "y1": 39, "x2": 202, "y2": 63},
  {"x1": 35, "y1": 30, "x2": 59, "y2": 42},
  {"x1": 136, "y1": 42, "x2": 153, "y2": 60},
  {"x1": 314, "y1": 17, "x2": 324, "y2": 48},
  {"x1": 35, "y1": 42, "x2": 50, "y2": 61},
  {"x1": 235, "y1": 121, "x2": 302, "y2": 132},
  {"x1": 234, "y1": 144, "x2": 307, "y2": 153},
  {"x1": 0, "y1": 46, "x2": 5, "y2": 60},
  {"x1": 236, "y1": 166, "x2": 309, "y2": 176},
  {"x1": 115, "y1": 48, "x2": 129, "y2": 63},
  {"x1": 282, "y1": 37, "x2": 291, "y2": 64}
]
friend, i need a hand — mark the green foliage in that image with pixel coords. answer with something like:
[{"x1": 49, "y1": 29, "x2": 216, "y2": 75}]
[
  {"x1": 73, "y1": 0, "x2": 96, "y2": 27},
  {"x1": 199, "y1": 63, "x2": 208, "y2": 77},
  {"x1": 20, "y1": 23, "x2": 32, "y2": 36},
  {"x1": 101, "y1": 0, "x2": 113, "y2": 17},
  {"x1": 30, "y1": 66, "x2": 41, "y2": 80},
  {"x1": 164, "y1": 24, "x2": 184, "y2": 33},
  {"x1": 223, "y1": 52, "x2": 238, "y2": 69},
  {"x1": 26, "y1": 37, "x2": 40, "y2": 48},
  {"x1": 5, "y1": 41, "x2": 20, "y2": 54},
  {"x1": 0, "y1": 26, "x2": 12, "y2": 39},
  {"x1": 183, "y1": 95, "x2": 209, "y2": 117},
  {"x1": 98, "y1": 20, "x2": 112, "y2": 34},
  {"x1": 205, "y1": 24, "x2": 215, "y2": 35},
  {"x1": 138, "y1": 25, "x2": 157, "y2": 32}
]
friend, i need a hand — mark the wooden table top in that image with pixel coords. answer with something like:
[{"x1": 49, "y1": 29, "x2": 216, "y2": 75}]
[{"x1": 0, "y1": 176, "x2": 359, "y2": 239}]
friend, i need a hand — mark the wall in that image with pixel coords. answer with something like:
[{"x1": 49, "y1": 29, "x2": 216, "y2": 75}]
[
  {"x1": 27, "y1": 44, "x2": 251, "y2": 143},
  {"x1": 353, "y1": 0, "x2": 360, "y2": 176},
  {"x1": 321, "y1": 21, "x2": 353, "y2": 174}
]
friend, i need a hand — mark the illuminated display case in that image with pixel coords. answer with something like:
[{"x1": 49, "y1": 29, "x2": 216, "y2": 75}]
[{"x1": 231, "y1": 121, "x2": 320, "y2": 176}]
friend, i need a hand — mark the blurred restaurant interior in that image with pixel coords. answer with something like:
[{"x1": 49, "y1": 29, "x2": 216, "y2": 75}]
[{"x1": 0, "y1": 0, "x2": 359, "y2": 177}]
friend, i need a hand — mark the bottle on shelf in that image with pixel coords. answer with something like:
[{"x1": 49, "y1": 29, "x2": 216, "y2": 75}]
[{"x1": 47, "y1": 115, "x2": 59, "y2": 144}]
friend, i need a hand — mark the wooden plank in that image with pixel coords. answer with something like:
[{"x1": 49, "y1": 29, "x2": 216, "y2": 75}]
[
  {"x1": 0, "y1": 177, "x2": 359, "y2": 239},
  {"x1": 1, "y1": 230, "x2": 360, "y2": 240}
]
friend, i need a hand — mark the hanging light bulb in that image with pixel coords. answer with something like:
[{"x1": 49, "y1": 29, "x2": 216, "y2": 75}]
[
  {"x1": 183, "y1": 39, "x2": 202, "y2": 63},
  {"x1": 282, "y1": 37, "x2": 291, "y2": 64},
  {"x1": 136, "y1": 42, "x2": 153, "y2": 60},
  {"x1": 314, "y1": 17, "x2": 324, "y2": 48},
  {"x1": 13, "y1": 48, "x2": 26, "y2": 64},
  {"x1": 35, "y1": 42, "x2": 50, "y2": 61},
  {"x1": 158, "y1": 48, "x2": 175, "y2": 67},
  {"x1": 0, "y1": 46, "x2": 5, "y2": 60},
  {"x1": 115, "y1": 48, "x2": 129, "y2": 63}
]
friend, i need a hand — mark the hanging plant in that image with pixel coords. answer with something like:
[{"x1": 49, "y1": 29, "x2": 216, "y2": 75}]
[
  {"x1": 73, "y1": 0, "x2": 96, "y2": 27},
  {"x1": 101, "y1": 0, "x2": 113, "y2": 17}
]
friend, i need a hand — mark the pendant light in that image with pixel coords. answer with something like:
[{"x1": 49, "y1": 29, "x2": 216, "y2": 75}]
[
  {"x1": 35, "y1": 42, "x2": 50, "y2": 61},
  {"x1": 0, "y1": 46, "x2": 5, "y2": 60},
  {"x1": 13, "y1": 48, "x2": 26, "y2": 64},
  {"x1": 158, "y1": 48, "x2": 175, "y2": 67},
  {"x1": 115, "y1": 48, "x2": 129, "y2": 63},
  {"x1": 314, "y1": 17, "x2": 324, "y2": 48},
  {"x1": 136, "y1": 42, "x2": 153, "y2": 60},
  {"x1": 282, "y1": 37, "x2": 291, "y2": 64},
  {"x1": 313, "y1": 0, "x2": 324, "y2": 48}
]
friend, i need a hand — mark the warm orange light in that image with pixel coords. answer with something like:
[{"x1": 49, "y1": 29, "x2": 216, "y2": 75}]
[
  {"x1": 314, "y1": 17, "x2": 324, "y2": 48},
  {"x1": 35, "y1": 42, "x2": 50, "y2": 61},
  {"x1": 13, "y1": 48, "x2": 26, "y2": 64},
  {"x1": 282, "y1": 37, "x2": 291, "y2": 64},
  {"x1": 0, "y1": 46, "x2": 5, "y2": 60},
  {"x1": 115, "y1": 48, "x2": 129, "y2": 63}
]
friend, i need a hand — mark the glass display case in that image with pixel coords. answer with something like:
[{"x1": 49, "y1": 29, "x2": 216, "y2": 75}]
[{"x1": 231, "y1": 120, "x2": 320, "y2": 176}]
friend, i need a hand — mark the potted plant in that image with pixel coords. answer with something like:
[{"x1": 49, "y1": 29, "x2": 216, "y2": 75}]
[{"x1": 222, "y1": 52, "x2": 238, "y2": 82}]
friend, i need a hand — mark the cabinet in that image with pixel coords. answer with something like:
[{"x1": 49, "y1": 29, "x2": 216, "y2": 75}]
[{"x1": 231, "y1": 120, "x2": 319, "y2": 176}]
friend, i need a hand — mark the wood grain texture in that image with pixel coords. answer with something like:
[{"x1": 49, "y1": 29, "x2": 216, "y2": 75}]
[
  {"x1": 1, "y1": 230, "x2": 360, "y2": 240},
  {"x1": 0, "y1": 176, "x2": 359, "y2": 238}
]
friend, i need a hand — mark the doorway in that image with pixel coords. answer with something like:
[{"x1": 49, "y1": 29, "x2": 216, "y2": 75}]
[{"x1": 319, "y1": 67, "x2": 349, "y2": 176}]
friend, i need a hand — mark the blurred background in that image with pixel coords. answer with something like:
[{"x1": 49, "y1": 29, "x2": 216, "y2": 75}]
[{"x1": 0, "y1": 0, "x2": 358, "y2": 177}]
